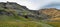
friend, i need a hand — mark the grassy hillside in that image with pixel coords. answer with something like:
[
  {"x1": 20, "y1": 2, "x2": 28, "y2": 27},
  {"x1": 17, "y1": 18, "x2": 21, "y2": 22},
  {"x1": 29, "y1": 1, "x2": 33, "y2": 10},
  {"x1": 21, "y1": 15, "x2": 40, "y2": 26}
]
[
  {"x1": 0, "y1": 2, "x2": 60, "y2": 27},
  {"x1": 0, "y1": 10, "x2": 53, "y2": 27},
  {"x1": 0, "y1": 8, "x2": 53, "y2": 27},
  {"x1": 0, "y1": 12, "x2": 53, "y2": 27}
]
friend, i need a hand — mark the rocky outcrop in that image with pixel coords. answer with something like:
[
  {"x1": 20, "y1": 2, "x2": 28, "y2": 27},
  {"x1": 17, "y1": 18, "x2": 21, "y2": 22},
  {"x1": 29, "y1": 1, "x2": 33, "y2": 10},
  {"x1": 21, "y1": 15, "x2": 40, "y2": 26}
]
[{"x1": 0, "y1": 2, "x2": 40, "y2": 19}]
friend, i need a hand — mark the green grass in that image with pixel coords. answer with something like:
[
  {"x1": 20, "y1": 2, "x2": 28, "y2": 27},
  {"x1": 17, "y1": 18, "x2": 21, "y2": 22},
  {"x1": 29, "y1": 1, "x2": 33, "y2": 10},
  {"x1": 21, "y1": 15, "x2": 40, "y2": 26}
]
[
  {"x1": 0, "y1": 21, "x2": 53, "y2": 27},
  {"x1": 46, "y1": 22, "x2": 60, "y2": 27},
  {"x1": 0, "y1": 15, "x2": 53, "y2": 27},
  {"x1": 0, "y1": 21, "x2": 40, "y2": 27}
]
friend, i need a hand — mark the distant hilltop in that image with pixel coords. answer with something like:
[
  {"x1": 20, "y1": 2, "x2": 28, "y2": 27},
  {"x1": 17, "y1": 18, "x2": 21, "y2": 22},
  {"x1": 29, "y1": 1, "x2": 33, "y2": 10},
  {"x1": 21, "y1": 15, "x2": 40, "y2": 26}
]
[
  {"x1": 0, "y1": 1, "x2": 17, "y2": 4},
  {"x1": 0, "y1": 1, "x2": 20, "y2": 9}
]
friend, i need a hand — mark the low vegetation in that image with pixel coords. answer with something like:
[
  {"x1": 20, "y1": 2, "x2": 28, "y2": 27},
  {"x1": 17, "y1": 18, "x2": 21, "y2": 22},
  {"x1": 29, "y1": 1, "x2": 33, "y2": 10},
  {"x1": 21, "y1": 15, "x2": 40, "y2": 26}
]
[{"x1": 46, "y1": 22, "x2": 60, "y2": 27}]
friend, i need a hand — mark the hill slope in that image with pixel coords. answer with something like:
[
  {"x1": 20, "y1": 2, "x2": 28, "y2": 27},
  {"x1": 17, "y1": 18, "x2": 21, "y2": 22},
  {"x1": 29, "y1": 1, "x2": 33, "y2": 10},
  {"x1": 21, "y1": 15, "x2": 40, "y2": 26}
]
[
  {"x1": 0, "y1": 2, "x2": 54, "y2": 27},
  {"x1": 39, "y1": 8, "x2": 60, "y2": 21}
]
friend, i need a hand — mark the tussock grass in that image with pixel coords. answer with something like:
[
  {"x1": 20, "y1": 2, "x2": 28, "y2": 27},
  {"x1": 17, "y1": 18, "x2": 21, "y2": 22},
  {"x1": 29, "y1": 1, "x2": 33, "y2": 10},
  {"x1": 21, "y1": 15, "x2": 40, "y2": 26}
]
[
  {"x1": 0, "y1": 21, "x2": 42, "y2": 27},
  {"x1": 47, "y1": 22, "x2": 60, "y2": 27}
]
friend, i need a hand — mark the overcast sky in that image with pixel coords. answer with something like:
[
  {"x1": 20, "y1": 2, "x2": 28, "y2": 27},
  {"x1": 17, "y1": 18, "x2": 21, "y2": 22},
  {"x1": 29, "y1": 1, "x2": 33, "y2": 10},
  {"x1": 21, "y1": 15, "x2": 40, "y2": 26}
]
[{"x1": 0, "y1": 0, "x2": 60, "y2": 10}]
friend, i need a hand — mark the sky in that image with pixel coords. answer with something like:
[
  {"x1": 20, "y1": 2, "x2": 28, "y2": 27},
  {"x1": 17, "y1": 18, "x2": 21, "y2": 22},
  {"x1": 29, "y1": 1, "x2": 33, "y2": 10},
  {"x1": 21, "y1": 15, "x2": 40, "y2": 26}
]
[{"x1": 0, "y1": 0, "x2": 60, "y2": 10}]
